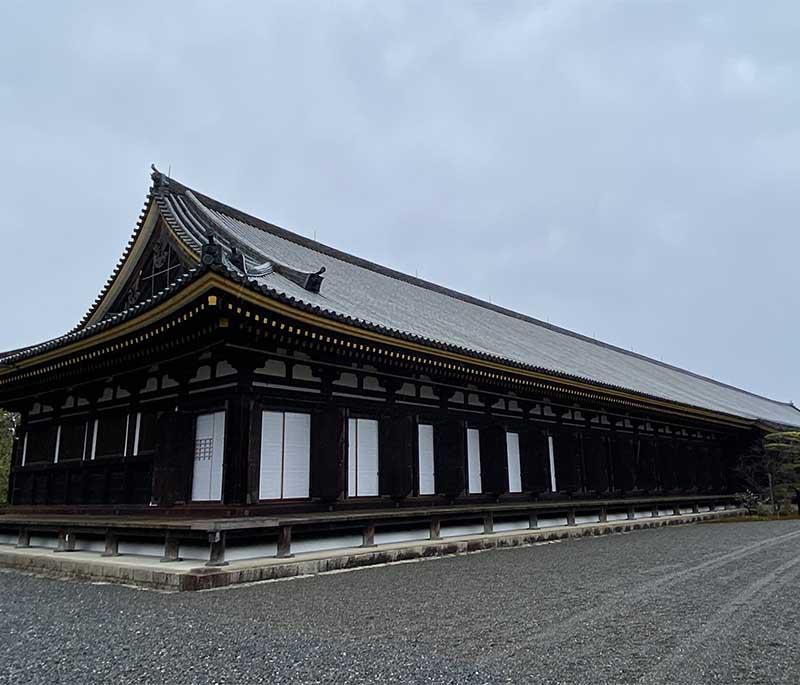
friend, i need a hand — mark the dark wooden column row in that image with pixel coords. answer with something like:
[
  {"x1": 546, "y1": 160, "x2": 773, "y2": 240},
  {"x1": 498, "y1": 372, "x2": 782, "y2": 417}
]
[
  {"x1": 310, "y1": 407, "x2": 347, "y2": 502},
  {"x1": 378, "y1": 413, "x2": 415, "y2": 499},
  {"x1": 7, "y1": 364, "x2": 746, "y2": 508},
  {"x1": 151, "y1": 363, "x2": 195, "y2": 507}
]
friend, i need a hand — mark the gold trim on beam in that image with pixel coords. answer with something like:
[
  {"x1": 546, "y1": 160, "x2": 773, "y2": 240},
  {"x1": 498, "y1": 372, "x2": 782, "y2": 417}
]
[
  {"x1": 0, "y1": 276, "x2": 218, "y2": 378},
  {"x1": 0, "y1": 270, "x2": 756, "y2": 428},
  {"x1": 203, "y1": 275, "x2": 753, "y2": 428}
]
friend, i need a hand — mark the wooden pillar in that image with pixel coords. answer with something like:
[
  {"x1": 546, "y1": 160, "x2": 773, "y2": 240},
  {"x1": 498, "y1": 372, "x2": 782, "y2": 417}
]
[
  {"x1": 696, "y1": 443, "x2": 714, "y2": 493},
  {"x1": 80, "y1": 385, "x2": 104, "y2": 505},
  {"x1": 599, "y1": 506, "x2": 608, "y2": 523},
  {"x1": 206, "y1": 531, "x2": 228, "y2": 567},
  {"x1": 519, "y1": 422, "x2": 550, "y2": 496},
  {"x1": 16, "y1": 528, "x2": 30, "y2": 548},
  {"x1": 8, "y1": 405, "x2": 30, "y2": 505},
  {"x1": 612, "y1": 421, "x2": 636, "y2": 494},
  {"x1": 552, "y1": 411, "x2": 581, "y2": 494},
  {"x1": 483, "y1": 513, "x2": 494, "y2": 534},
  {"x1": 636, "y1": 425, "x2": 659, "y2": 493},
  {"x1": 710, "y1": 445, "x2": 725, "y2": 493},
  {"x1": 429, "y1": 517, "x2": 441, "y2": 540},
  {"x1": 45, "y1": 393, "x2": 67, "y2": 506},
  {"x1": 222, "y1": 392, "x2": 254, "y2": 505},
  {"x1": 151, "y1": 362, "x2": 197, "y2": 507},
  {"x1": 683, "y1": 439, "x2": 700, "y2": 493},
  {"x1": 223, "y1": 350, "x2": 262, "y2": 506},
  {"x1": 362, "y1": 522, "x2": 376, "y2": 547},
  {"x1": 528, "y1": 512, "x2": 539, "y2": 529},
  {"x1": 12, "y1": 404, "x2": 31, "y2": 469},
  {"x1": 117, "y1": 373, "x2": 148, "y2": 504},
  {"x1": 581, "y1": 412, "x2": 608, "y2": 495},
  {"x1": 276, "y1": 525, "x2": 293, "y2": 558},
  {"x1": 431, "y1": 387, "x2": 466, "y2": 500},
  {"x1": 434, "y1": 416, "x2": 467, "y2": 500},
  {"x1": 378, "y1": 410, "x2": 414, "y2": 500},
  {"x1": 479, "y1": 421, "x2": 509, "y2": 497},
  {"x1": 567, "y1": 508, "x2": 576, "y2": 526},
  {"x1": 310, "y1": 405, "x2": 347, "y2": 503},
  {"x1": 659, "y1": 438, "x2": 678, "y2": 493},
  {"x1": 54, "y1": 529, "x2": 75, "y2": 553},
  {"x1": 627, "y1": 506, "x2": 636, "y2": 521},
  {"x1": 152, "y1": 410, "x2": 195, "y2": 507},
  {"x1": 161, "y1": 533, "x2": 181, "y2": 562},
  {"x1": 102, "y1": 530, "x2": 119, "y2": 557}
]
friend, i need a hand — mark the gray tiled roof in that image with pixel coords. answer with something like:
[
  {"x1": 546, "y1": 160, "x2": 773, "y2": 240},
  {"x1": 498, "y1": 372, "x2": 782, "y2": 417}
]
[
  {"x1": 5, "y1": 169, "x2": 797, "y2": 428},
  {"x1": 151, "y1": 173, "x2": 799, "y2": 428}
]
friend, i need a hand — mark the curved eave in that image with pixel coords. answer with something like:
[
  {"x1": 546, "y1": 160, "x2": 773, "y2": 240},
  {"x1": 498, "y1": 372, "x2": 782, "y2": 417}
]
[
  {"x1": 0, "y1": 267, "x2": 206, "y2": 373},
  {"x1": 3, "y1": 265, "x2": 777, "y2": 430}
]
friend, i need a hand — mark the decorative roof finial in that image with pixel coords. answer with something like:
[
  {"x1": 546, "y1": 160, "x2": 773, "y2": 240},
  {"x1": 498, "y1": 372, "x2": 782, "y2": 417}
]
[
  {"x1": 304, "y1": 266, "x2": 326, "y2": 293},
  {"x1": 230, "y1": 246, "x2": 247, "y2": 273},
  {"x1": 150, "y1": 164, "x2": 169, "y2": 188},
  {"x1": 201, "y1": 233, "x2": 223, "y2": 266}
]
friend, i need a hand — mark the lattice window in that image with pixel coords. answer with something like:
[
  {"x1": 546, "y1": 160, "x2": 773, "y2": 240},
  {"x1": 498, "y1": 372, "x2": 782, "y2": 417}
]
[
  {"x1": 125, "y1": 240, "x2": 184, "y2": 308},
  {"x1": 195, "y1": 437, "x2": 215, "y2": 460},
  {"x1": 108, "y1": 230, "x2": 188, "y2": 317}
]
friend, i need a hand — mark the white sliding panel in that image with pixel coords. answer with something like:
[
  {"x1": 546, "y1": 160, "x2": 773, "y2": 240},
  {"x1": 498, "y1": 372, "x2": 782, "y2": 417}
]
[
  {"x1": 348, "y1": 419, "x2": 357, "y2": 497},
  {"x1": 133, "y1": 412, "x2": 142, "y2": 456},
  {"x1": 467, "y1": 428, "x2": 482, "y2": 494},
  {"x1": 506, "y1": 432, "x2": 522, "y2": 493},
  {"x1": 259, "y1": 411, "x2": 311, "y2": 500},
  {"x1": 348, "y1": 418, "x2": 379, "y2": 497},
  {"x1": 54, "y1": 426, "x2": 62, "y2": 464},
  {"x1": 418, "y1": 424, "x2": 435, "y2": 495},
  {"x1": 90, "y1": 419, "x2": 99, "y2": 460},
  {"x1": 259, "y1": 411, "x2": 284, "y2": 500},
  {"x1": 192, "y1": 411, "x2": 226, "y2": 502},
  {"x1": 548, "y1": 435, "x2": 557, "y2": 492},
  {"x1": 283, "y1": 412, "x2": 311, "y2": 498},
  {"x1": 123, "y1": 414, "x2": 130, "y2": 457}
]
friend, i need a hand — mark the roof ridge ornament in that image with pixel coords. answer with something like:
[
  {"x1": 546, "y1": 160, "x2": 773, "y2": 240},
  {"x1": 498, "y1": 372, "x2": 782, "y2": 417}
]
[
  {"x1": 183, "y1": 189, "x2": 325, "y2": 293},
  {"x1": 230, "y1": 246, "x2": 247, "y2": 273},
  {"x1": 302, "y1": 266, "x2": 325, "y2": 293},
  {"x1": 201, "y1": 233, "x2": 223, "y2": 266},
  {"x1": 150, "y1": 164, "x2": 169, "y2": 189}
]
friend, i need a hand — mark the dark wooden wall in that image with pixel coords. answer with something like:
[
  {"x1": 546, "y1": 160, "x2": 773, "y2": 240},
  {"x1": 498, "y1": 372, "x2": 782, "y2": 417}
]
[{"x1": 7, "y1": 343, "x2": 746, "y2": 511}]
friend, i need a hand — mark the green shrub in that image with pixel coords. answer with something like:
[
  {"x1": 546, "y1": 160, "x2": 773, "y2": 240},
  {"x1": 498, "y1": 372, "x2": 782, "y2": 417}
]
[{"x1": 0, "y1": 410, "x2": 15, "y2": 504}]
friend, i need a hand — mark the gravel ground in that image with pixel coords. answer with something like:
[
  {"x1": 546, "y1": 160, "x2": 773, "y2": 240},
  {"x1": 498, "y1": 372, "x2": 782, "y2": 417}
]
[{"x1": 1, "y1": 521, "x2": 800, "y2": 684}]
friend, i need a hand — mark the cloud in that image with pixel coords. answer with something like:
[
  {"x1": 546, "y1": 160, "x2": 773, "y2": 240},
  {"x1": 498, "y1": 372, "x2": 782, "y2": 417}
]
[{"x1": 0, "y1": 0, "x2": 797, "y2": 401}]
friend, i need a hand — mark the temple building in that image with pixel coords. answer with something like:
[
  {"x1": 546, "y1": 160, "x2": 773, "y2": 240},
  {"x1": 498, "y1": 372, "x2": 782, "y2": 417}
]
[{"x1": 1, "y1": 167, "x2": 797, "y2": 566}]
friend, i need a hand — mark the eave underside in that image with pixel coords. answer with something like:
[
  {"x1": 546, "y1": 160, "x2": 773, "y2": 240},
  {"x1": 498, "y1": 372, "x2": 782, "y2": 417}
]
[{"x1": 0, "y1": 270, "x2": 783, "y2": 431}]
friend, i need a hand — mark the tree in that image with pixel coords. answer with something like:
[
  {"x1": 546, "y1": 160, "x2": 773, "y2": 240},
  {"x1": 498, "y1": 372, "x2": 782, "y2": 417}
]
[
  {"x1": 0, "y1": 409, "x2": 16, "y2": 504},
  {"x1": 735, "y1": 431, "x2": 800, "y2": 513},
  {"x1": 763, "y1": 431, "x2": 800, "y2": 512}
]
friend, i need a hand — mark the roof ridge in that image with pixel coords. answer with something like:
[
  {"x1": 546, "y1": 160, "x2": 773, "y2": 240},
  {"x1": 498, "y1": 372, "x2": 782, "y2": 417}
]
[{"x1": 155, "y1": 169, "x2": 795, "y2": 411}]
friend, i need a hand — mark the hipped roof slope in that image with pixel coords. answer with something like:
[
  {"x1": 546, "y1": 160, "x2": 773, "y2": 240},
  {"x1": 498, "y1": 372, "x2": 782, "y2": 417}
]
[{"x1": 5, "y1": 168, "x2": 800, "y2": 428}]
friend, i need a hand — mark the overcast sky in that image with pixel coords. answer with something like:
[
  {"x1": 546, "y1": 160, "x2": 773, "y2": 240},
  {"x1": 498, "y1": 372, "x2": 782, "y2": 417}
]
[{"x1": 0, "y1": 1, "x2": 797, "y2": 403}]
